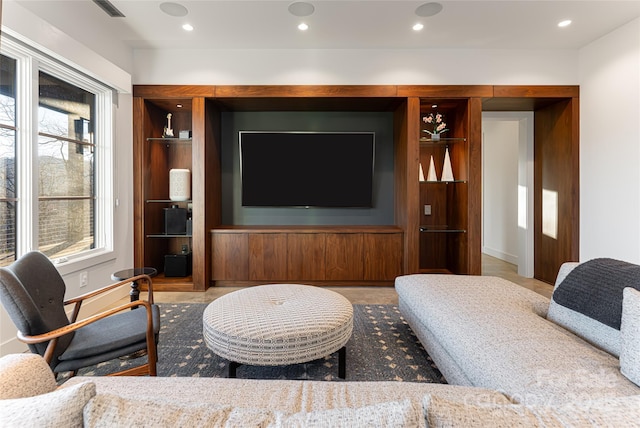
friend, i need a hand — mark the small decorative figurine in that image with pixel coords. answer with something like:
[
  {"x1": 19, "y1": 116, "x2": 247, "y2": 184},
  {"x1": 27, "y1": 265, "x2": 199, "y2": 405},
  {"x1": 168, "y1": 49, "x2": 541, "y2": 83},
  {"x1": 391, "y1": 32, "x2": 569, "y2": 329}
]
[{"x1": 163, "y1": 113, "x2": 174, "y2": 138}]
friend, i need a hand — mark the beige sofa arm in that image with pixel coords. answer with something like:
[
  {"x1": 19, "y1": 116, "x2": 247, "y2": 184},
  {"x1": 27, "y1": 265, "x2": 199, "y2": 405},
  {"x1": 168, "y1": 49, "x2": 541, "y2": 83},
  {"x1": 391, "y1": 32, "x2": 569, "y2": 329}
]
[{"x1": 0, "y1": 353, "x2": 57, "y2": 399}]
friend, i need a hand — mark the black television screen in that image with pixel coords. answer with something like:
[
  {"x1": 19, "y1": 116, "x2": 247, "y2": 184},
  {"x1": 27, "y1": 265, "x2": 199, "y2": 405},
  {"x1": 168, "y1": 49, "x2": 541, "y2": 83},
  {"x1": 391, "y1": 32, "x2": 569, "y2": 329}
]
[{"x1": 240, "y1": 131, "x2": 375, "y2": 207}]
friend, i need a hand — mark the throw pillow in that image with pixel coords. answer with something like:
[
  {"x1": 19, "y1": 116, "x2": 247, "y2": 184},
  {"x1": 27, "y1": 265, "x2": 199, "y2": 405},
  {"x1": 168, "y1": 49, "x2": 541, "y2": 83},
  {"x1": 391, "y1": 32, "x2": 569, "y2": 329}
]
[
  {"x1": 0, "y1": 381, "x2": 96, "y2": 428},
  {"x1": 620, "y1": 287, "x2": 640, "y2": 386},
  {"x1": 273, "y1": 399, "x2": 421, "y2": 428},
  {"x1": 84, "y1": 394, "x2": 276, "y2": 428},
  {"x1": 423, "y1": 394, "x2": 640, "y2": 428},
  {"x1": 0, "y1": 353, "x2": 57, "y2": 399}
]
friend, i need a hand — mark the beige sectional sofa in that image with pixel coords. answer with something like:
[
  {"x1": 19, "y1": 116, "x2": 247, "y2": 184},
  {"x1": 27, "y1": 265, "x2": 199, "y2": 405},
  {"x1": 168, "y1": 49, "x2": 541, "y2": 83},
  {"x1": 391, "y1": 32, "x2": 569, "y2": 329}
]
[
  {"x1": 395, "y1": 262, "x2": 640, "y2": 419},
  {"x1": 2, "y1": 262, "x2": 640, "y2": 427}
]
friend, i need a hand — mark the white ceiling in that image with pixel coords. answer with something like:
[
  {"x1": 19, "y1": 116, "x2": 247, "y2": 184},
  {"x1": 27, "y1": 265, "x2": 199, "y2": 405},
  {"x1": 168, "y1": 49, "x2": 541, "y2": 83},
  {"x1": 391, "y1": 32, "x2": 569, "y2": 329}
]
[{"x1": 15, "y1": 0, "x2": 640, "y2": 50}]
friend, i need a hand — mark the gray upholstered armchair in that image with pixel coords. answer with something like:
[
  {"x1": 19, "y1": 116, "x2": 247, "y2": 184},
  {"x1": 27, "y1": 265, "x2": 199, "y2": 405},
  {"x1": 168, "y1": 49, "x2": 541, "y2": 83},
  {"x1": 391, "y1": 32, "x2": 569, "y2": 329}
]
[{"x1": 0, "y1": 251, "x2": 159, "y2": 378}]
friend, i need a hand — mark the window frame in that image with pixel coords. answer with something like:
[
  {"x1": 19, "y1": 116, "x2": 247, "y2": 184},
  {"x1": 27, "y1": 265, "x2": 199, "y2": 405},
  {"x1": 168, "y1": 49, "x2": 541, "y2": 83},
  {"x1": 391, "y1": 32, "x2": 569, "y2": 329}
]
[{"x1": 1, "y1": 36, "x2": 115, "y2": 274}]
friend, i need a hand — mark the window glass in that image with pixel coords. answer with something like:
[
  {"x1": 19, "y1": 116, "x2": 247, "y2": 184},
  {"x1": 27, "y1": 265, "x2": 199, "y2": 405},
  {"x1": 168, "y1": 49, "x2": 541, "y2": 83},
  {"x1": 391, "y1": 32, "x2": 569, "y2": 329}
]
[
  {"x1": 38, "y1": 72, "x2": 95, "y2": 258},
  {"x1": 0, "y1": 55, "x2": 17, "y2": 266},
  {"x1": 1, "y1": 38, "x2": 112, "y2": 266}
]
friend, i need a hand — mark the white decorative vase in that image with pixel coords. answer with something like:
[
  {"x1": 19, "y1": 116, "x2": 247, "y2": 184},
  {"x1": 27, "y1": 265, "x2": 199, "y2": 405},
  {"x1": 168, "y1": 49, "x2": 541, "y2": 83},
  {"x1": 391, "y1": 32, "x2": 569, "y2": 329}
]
[
  {"x1": 169, "y1": 169, "x2": 191, "y2": 201},
  {"x1": 427, "y1": 155, "x2": 438, "y2": 182},
  {"x1": 441, "y1": 148, "x2": 454, "y2": 182}
]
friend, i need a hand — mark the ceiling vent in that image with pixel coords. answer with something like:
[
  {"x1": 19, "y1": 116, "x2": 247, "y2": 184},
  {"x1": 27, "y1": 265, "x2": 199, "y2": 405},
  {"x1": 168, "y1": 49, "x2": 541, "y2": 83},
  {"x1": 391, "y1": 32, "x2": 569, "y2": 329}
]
[{"x1": 92, "y1": 0, "x2": 125, "y2": 17}]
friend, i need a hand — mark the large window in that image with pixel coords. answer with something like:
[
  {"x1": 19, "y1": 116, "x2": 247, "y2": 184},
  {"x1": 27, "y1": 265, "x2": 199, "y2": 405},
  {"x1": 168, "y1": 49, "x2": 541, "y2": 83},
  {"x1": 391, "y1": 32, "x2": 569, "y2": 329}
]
[{"x1": 0, "y1": 38, "x2": 114, "y2": 267}]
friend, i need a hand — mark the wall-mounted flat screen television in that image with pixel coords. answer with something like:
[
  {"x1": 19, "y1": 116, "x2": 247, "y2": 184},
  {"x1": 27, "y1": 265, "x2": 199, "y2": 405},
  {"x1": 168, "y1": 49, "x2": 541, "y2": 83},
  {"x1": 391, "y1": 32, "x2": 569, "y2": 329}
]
[{"x1": 240, "y1": 131, "x2": 375, "y2": 207}]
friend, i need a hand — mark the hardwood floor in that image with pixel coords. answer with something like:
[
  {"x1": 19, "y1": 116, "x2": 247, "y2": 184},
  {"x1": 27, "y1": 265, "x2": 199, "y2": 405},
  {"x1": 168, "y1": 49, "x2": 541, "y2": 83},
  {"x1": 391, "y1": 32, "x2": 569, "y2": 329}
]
[
  {"x1": 149, "y1": 254, "x2": 554, "y2": 305},
  {"x1": 481, "y1": 254, "x2": 554, "y2": 298}
]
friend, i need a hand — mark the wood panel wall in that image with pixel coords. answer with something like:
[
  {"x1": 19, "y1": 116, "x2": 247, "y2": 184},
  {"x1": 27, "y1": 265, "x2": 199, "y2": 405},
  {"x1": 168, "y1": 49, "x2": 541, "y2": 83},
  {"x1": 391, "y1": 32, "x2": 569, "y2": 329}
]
[
  {"x1": 211, "y1": 227, "x2": 403, "y2": 286},
  {"x1": 534, "y1": 98, "x2": 580, "y2": 283},
  {"x1": 396, "y1": 97, "x2": 420, "y2": 274},
  {"x1": 467, "y1": 98, "x2": 483, "y2": 275}
]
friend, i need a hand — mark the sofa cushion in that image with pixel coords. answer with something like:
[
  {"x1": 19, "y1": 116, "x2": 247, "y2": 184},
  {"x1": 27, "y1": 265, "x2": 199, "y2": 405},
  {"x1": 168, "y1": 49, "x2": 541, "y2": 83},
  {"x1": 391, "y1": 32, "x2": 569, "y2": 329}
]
[
  {"x1": 83, "y1": 394, "x2": 276, "y2": 428},
  {"x1": 85, "y1": 394, "x2": 421, "y2": 428},
  {"x1": 548, "y1": 262, "x2": 621, "y2": 356},
  {"x1": 423, "y1": 393, "x2": 640, "y2": 428},
  {"x1": 621, "y1": 287, "x2": 640, "y2": 387},
  {"x1": 0, "y1": 353, "x2": 57, "y2": 399},
  {"x1": 551, "y1": 258, "x2": 640, "y2": 330},
  {"x1": 0, "y1": 381, "x2": 95, "y2": 428},
  {"x1": 273, "y1": 399, "x2": 421, "y2": 428},
  {"x1": 547, "y1": 299, "x2": 621, "y2": 357}
]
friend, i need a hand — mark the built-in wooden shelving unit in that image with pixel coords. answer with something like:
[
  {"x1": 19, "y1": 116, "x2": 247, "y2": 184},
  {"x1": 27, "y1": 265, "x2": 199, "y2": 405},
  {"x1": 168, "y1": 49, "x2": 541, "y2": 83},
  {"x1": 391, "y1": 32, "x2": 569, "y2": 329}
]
[{"x1": 133, "y1": 85, "x2": 579, "y2": 290}]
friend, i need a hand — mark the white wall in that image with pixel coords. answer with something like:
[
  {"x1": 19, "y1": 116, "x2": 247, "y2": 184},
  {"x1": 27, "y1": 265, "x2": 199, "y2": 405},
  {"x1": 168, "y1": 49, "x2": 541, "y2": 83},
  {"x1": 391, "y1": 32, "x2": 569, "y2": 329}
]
[
  {"x1": 133, "y1": 48, "x2": 579, "y2": 85},
  {"x1": 482, "y1": 119, "x2": 519, "y2": 264},
  {"x1": 1, "y1": 3, "x2": 135, "y2": 355},
  {"x1": 579, "y1": 18, "x2": 640, "y2": 263},
  {"x1": 2, "y1": 1, "x2": 131, "y2": 92}
]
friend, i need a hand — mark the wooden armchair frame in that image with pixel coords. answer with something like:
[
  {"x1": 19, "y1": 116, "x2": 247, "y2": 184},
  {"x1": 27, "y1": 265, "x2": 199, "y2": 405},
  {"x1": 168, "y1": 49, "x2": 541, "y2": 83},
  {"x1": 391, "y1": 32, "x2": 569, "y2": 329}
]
[{"x1": 16, "y1": 274, "x2": 158, "y2": 377}]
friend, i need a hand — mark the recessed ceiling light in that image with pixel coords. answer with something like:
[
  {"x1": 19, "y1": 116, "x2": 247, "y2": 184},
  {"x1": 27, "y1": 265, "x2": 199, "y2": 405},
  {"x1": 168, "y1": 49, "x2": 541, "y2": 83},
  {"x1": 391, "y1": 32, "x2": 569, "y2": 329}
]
[
  {"x1": 558, "y1": 19, "x2": 572, "y2": 28},
  {"x1": 288, "y1": 2, "x2": 315, "y2": 17},
  {"x1": 415, "y1": 2, "x2": 443, "y2": 17},
  {"x1": 182, "y1": 23, "x2": 194, "y2": 31},
  {"x1": 298, "y1": 22, "x2": 309, "y2": 31},
  {"x1": 413, "y1": 23, "x2": 424, "y2": 31},
  {"x1": 160, "y1": 2, "x2": 188, "y2": 17},
  {"x1": 431, "y1": 104, "x2": 438, "y2": 108},
  {"x1": 176, "y1": 104, "x2": 183, "y2": 108}
]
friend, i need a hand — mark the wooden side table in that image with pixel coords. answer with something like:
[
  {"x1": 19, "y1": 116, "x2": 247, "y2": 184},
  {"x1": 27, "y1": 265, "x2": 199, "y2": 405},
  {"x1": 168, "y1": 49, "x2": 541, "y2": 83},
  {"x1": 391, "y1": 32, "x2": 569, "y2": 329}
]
[
  {"x1": 111, "y1": 267, "x2": 158, "y2": 360},
  {"x1": 111, "y1": 267, "x2": 157, "y2": 303}
]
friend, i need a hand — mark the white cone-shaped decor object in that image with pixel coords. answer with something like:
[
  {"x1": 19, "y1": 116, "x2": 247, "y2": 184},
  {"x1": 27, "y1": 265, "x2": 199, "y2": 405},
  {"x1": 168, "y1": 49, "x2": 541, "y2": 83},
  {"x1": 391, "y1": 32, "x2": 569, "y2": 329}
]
[
  {"x1": 427, "y1": 155, "x2": 438, "y2": 182},
  {"x1": 419, "y1": 163, "x2": 425, "y2": 182},
  {"x1": 169, "y1": 168, "x2": 191, "y2": 201},
  {"x1": 441, "y1": 148, "x2": 454, "y2": 182}
]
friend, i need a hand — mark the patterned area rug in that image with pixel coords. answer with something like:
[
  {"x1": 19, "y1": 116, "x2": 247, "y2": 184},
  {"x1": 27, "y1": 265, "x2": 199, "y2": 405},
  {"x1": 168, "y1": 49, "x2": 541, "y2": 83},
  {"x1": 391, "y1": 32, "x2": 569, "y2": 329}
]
[{"x1": 75, "y1": 303, "x2": 445, "y2": 383}]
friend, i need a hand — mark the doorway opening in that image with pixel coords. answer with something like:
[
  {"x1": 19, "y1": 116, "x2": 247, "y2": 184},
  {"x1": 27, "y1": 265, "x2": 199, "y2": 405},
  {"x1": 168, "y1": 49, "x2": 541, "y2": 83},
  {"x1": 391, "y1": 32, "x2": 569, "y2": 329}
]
[{"x1": 481, "y1": 112, "x2": 534, "y2": 278}]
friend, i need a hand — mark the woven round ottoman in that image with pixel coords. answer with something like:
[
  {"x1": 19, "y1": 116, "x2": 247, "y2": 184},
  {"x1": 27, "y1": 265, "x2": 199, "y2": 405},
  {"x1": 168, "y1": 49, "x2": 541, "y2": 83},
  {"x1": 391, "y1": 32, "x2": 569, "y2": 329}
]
[{"x1": 203, "y1": 284, "x2": 353, "y2": 378}]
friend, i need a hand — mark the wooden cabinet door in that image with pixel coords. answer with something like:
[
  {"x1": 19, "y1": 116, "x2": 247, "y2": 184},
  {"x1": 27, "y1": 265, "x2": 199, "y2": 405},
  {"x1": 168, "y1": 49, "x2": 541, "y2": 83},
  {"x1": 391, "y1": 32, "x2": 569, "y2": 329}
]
[
  {"x1": 287, "y1": 233, "x2": 326, "y2": 280},
  {"x1": 211, "y1": 233, "x2": 248, "y2": 280},
  {"x1": 249, "y1": 233, "x2": 288, "y2": 281},
  {"x1": 325, "y1": 233, "x2": 363, "y2": 280},
  {"x1": 364, "y1": 233, "x2": 403, "y2": 280}
]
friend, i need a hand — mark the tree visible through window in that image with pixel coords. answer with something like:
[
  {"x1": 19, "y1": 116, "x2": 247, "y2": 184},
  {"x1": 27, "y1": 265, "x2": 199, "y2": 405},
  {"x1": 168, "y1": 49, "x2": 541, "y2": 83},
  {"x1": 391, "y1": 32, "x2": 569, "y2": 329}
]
[
  {"x1": 0, "y1": 55, "x2": 17, "y2": 267},
  {"x1": 38, "y1": 72, "x2": 96, "y2": 260}
]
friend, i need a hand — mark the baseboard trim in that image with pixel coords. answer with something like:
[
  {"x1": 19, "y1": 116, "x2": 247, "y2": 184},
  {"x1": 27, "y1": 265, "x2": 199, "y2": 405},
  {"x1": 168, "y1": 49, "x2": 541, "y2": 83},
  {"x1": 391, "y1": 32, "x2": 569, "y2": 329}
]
[{"x1": 482, "y1": 247, "x2": 518, "y2": 265}]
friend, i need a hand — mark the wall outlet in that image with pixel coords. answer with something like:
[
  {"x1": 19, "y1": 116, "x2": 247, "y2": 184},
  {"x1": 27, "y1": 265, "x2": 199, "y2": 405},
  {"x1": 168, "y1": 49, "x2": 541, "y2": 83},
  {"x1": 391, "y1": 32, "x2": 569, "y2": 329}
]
[
  {"x1": 424, "y1": 204, "x2": 432, "y2": 215},
  {"x1": 79, "y1": 271, "x2": 88, "y2": 288}
]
